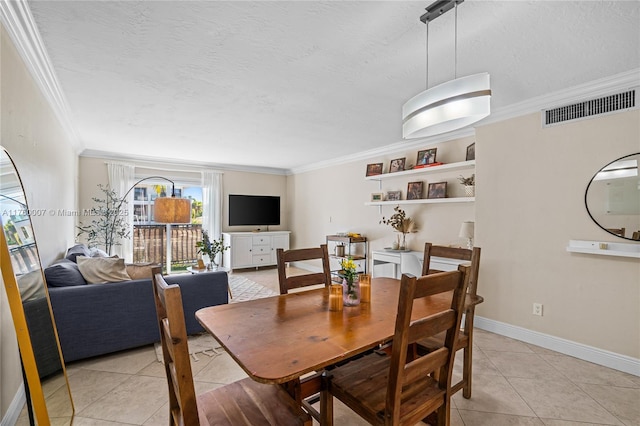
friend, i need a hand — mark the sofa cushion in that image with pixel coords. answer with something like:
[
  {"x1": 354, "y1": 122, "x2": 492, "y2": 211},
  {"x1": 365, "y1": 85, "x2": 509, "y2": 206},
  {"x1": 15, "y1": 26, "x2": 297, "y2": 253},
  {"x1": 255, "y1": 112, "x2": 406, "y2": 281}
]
[
  {"x1": 89, "y1": 247, "x2": 110, "y2": 258},
  {"x1": 125, "y1": 263, "x2": 160, "y2": 280},
  {"x1": 44, "y1": 259, "x2": 87, "y2": 287},
  {"x1": 65, "y1": 244, "x2": 91, "y2": 263},
  {"x1": 77, "y1": 256, "x2": 131, "y2": 284}
]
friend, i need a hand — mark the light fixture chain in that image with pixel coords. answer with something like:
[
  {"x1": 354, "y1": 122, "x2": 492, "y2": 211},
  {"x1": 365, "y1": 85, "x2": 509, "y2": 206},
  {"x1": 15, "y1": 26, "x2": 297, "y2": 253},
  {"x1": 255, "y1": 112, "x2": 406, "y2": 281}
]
[
  {"x1": 454, "y1": 1, "x2": 458, "y2": 79},
  {"x1": 426, "y1": 23, "x2": 429, "y2": 89}
]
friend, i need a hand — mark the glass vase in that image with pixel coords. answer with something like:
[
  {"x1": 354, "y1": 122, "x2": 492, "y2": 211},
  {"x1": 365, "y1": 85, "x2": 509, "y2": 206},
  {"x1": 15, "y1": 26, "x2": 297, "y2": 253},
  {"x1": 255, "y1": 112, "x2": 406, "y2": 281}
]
[{"x1": 342, "y1": 276, "x2": 360, "y2": 306}]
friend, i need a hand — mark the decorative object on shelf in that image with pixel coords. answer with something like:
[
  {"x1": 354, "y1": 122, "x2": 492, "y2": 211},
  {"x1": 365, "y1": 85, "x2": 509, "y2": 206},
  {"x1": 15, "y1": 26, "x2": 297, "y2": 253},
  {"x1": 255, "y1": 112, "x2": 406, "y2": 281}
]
[
  {"x1": 371, "y1": 192, "x2": 384, "y2": 202},
  {"x1": 387, "y1": 190, "x2": 402, "y2": 201},
  {"x1": 196, "y1": 230, "x2": 229, "y2": 269},
  {"x1": 407, "y1": 181, "x2": 424, "y2": 200},
  {"x1": 459, "y1": 221, "x2": 475, "y2": 249},
  {"x1": 380, "y1": 206, "x2": 416, "y2": 250},
  {"x1": 458, "y1": 174, "x2": 475, "y2": 197},
  {"x1": 417, "y1": 148, "x2": 437, "y2": 166},
  {"x1": 366, "y1": 163, "x2": 383, "y2": 177},
  {"x1": 466, "y1": 142, "x2": 476, "y2": 161},
  {"x1": 339, "y1": 258, "x2": 360, "y2": 306},
  {"x1": 402, "y1": 1, "x2": 491, "y2": 139},
  {"x1": 359, "y1": 273, "x2": 371, "y2": 303},
  {"x1": 389, "y1": 157, "x2": 406, "y2": 173},
  {"x1": 335, "y1": 244, "x2": 345, "y2": 257},
  {"x1": 427, "y1": 182, "x2": 447, "y2": 199}
]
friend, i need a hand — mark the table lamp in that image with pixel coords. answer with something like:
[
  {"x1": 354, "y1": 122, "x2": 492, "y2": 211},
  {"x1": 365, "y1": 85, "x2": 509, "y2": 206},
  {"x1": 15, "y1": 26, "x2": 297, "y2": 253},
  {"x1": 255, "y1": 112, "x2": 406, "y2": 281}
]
[{"x1": 459, "y1": 221, "x2": 474, "y2": 250}]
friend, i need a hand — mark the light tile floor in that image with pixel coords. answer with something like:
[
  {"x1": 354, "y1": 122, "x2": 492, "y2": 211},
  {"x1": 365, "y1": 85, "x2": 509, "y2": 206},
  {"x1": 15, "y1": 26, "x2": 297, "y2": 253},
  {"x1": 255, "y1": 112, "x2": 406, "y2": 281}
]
[{"x1": 30, "y1": 268, "x2": 640, "y2": 425}]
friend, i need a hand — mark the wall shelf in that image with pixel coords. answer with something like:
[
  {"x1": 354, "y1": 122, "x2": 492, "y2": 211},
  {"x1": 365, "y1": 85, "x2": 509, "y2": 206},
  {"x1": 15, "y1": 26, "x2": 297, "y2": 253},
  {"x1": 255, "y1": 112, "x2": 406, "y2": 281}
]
[
  {"x1": 566, "y1": 240, "x2": 640, "y2": 259},
  {"x1": 365, "y1": 197, "x2": 474, "y2": 206},
  {"x1": 365, "y1": 160, "x2": 475, "y2": 181}
]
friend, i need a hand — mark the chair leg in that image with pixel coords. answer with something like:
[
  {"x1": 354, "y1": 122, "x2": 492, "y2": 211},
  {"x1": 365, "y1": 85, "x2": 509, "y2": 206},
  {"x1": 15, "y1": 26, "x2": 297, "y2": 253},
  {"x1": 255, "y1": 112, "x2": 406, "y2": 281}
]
[
  {"x1": 320, "y1": 373, "x2": 333, "y2": 426},
  {"x1": 463, "y1": 310, "x2": 476, "y2": 399}
]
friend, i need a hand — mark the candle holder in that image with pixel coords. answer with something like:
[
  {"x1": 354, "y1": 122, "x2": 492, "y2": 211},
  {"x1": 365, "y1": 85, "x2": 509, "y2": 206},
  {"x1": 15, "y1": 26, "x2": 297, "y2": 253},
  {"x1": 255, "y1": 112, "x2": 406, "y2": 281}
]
[
  {"x1": 359, "y1": 273, "x2": 371, "y2": 303},
  {"x1": 329, "y1": 284, "x2": 343, "y2": 311}
]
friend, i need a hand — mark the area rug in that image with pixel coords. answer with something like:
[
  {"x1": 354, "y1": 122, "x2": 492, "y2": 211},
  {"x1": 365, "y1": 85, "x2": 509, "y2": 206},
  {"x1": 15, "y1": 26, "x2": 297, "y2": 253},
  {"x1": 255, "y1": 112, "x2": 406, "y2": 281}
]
[{"x1": 155, "y1": 275, "x2": 278, "y2": 362}]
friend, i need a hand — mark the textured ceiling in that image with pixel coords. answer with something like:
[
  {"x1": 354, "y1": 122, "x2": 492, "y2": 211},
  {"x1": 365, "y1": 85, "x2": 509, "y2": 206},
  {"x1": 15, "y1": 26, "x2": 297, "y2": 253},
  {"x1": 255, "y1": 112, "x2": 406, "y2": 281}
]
[{"x1": 27, "y1": 0, "x2": 640, "y2": 171}]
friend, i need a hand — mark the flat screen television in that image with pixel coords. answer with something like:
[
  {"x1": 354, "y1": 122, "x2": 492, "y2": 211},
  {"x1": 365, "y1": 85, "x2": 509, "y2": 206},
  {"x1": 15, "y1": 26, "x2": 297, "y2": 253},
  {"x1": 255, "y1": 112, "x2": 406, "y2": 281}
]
[{"x1": 228, "y1": 194, "x2": 280, "y2": 226}]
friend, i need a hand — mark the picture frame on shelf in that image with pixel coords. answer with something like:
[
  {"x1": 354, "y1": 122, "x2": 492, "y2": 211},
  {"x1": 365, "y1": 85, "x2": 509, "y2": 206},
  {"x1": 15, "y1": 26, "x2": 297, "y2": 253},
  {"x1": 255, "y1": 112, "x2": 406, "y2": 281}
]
[
  {"x1": 427, "y1": 182, "x2": 447, "y2": 199},
  {"x1": 389, "y1": 157, "x2": 406, "y2": 173},
  {"x1": 386, "y1": 190, "x2": 401, "y2": 201},
  {"x1": 371, "y1": 192, "x2": 384, "y2": 202},
  {"x1": 416, "y1": 148, "x2": 437, "y2": 166},
  {"x1": 466, "y1": 143, "x2": 476, "y2": 161},
  {"x1": 407, "y1": 182, "x2": 423, "y2": 200},
  {"x1": 366, "y1": 163, "x2": 383, "y2": 176}
]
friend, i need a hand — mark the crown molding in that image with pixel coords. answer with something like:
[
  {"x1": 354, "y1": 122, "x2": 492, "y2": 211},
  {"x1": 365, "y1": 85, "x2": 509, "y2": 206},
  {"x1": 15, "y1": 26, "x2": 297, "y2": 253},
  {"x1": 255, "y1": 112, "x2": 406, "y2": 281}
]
[
  {"x1": 288, "y1": 68, "x2": 640, "y2": 175},
  {"x1": 0, "y1": 0, "x2": 81, "y2": 151},
  {"x1": 80, "y1": 149, "x2": 289, "y2": 176}
]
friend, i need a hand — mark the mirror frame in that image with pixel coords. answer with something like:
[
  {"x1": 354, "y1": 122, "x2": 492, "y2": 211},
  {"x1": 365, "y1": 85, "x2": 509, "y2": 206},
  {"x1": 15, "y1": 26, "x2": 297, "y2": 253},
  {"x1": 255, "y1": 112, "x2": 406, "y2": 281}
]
[
  {"x1": 0, "y1": 147, "x2": 74, "y2": 424},
  {"x1": 585, "y1": 152, "x2": 640, "y2": 241}
]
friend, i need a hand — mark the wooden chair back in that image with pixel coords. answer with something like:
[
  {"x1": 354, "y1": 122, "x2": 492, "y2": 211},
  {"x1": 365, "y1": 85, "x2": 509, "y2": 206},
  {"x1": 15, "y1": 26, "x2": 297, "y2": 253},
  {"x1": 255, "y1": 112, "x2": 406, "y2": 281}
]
[
  {"x1": 607, "y1": 227, "x2": 625, "y2": 237},
  {"x1": 276, "y1": 244, "x2": 332, "y2": 294},
  {"x1": 633, "y1": 231, "x2": 640, "y2": 240},
  {"x1": 423, "y1": 243, "x2": 481, "y2": 299},
  {"x1": 386, "y1": 266, "x2": 469, "y2": 424},
  {"x1": 151, "y1": 266, "x2": 199, "y2": 426}
]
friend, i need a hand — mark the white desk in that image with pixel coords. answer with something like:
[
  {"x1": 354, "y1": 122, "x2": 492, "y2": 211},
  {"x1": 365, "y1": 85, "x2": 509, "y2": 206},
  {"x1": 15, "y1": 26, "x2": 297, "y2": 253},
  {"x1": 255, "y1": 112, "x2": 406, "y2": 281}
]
[{"x1": 371, "y1": 249, "x2": 467, "y2": 279}]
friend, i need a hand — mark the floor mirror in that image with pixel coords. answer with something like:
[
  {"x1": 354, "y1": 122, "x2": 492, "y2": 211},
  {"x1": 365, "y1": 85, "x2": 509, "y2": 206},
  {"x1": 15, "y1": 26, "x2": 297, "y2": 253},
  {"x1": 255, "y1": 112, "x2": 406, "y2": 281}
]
[{"x1": 0, "y1": 147, "x2": 74, "y2": 425}]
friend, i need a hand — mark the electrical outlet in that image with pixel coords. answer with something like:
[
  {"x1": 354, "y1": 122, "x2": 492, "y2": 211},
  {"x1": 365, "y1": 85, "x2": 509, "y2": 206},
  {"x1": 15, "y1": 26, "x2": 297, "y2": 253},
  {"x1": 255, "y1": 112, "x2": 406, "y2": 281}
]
[{"x1": 533, "y1": 303, "x2": 543, "y2": 316}]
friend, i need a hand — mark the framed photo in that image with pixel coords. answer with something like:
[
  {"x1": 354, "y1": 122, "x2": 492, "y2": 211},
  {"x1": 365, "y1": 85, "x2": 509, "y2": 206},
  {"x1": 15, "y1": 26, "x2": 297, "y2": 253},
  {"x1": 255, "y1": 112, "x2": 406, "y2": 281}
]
[
  {"x1": 416, "y1": 148, "x2": 437, "y2": 166},
  {"x1": 371, "y1": 192, "x2": 384, "y2": 202},
  {"x1": 389, "y1": 157, "x2": 406, "y2": 173},
  {"x1": 407, "y1": 182, "x2": 423, "y2": 200},
  {"x1": 466, "y1": 143, "x2": 475, "y2": 161},
  {"x1": 366, "y1": 163, "x2": 383, "y2": 177},
  {"x1": 427, "y1": 182, "x2": 447, "y2": 199},
  {"x1": 386, "y1": 190, "x2": 401, "y2": 201}
]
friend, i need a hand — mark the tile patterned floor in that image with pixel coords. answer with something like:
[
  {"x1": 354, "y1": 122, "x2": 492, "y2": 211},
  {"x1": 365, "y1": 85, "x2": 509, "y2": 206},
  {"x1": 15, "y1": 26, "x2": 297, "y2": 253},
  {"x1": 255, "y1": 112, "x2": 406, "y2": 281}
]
[{"x1": 24, "y1": 267, "x2": 640, "y2": 425}]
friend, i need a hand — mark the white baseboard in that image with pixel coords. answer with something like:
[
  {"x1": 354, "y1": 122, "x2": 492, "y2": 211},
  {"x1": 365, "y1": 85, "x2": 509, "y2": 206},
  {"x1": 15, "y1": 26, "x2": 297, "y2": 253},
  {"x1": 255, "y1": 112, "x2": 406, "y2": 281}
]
[
  {"x1": 475, "y1": 316, "x2": 640, "y2": 377},
  {"x1": 1, "y1": 383, "x2": 25, "y2": 426}
]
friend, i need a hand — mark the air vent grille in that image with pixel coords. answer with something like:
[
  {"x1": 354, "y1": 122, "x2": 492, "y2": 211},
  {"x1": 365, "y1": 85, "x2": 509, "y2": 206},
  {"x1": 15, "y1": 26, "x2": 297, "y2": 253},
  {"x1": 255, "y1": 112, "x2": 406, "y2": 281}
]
[{"x1": 544, "y1": 90, "x2": 636, "y2": 126}]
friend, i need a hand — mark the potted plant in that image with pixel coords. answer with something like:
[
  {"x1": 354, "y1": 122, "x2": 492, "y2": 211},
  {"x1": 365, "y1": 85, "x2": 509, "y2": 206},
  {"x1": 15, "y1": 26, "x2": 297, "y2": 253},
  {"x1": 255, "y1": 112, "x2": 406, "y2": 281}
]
[
  {"x1": 458, "y1": 174, "x2": 475, "y2": 197},
  {"x1": 77, "y1": 184, "x2": 130, "y2": 255},
  {"x1": 380, "y1": 206, "x2": 416, "y2": 250},
  {"x1": 196, "y1": 230, "x2": 229, "y2": 269}
]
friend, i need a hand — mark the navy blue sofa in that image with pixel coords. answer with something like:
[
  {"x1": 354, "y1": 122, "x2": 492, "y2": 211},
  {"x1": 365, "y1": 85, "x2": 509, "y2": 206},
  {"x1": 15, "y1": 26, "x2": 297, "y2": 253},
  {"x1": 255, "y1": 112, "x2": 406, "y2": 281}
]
[{"x1": 43, "y1": 245, "x2": 228, "y2": 362}]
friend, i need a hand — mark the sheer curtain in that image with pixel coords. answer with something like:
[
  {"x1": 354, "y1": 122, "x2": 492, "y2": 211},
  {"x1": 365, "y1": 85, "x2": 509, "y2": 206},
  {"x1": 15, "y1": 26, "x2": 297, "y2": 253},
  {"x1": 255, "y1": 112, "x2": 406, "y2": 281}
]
[
  {"x1": 107, "y1": 162, "x2": 135, "y2": 261},
  {"x1": 201, "y1": 171, "x2": 223, "y2": 262}
]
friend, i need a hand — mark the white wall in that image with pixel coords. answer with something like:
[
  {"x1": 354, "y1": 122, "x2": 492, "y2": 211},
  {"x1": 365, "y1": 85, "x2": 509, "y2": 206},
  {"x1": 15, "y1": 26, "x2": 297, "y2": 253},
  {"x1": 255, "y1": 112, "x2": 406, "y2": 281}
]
[
  {"x1": 475, "y1": 109, "x2": 640, "y2": 359},
  {"x1": 1, "y1": 25, "x2": 78, "y2": 421}
]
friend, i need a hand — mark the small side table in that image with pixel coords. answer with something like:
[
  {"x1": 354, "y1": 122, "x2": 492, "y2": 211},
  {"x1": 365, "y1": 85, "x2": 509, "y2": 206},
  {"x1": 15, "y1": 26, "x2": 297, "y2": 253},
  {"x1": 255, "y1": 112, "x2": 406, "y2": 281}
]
[{"x1": 186, "y1": 266, "x2": 233, "y2": 299}]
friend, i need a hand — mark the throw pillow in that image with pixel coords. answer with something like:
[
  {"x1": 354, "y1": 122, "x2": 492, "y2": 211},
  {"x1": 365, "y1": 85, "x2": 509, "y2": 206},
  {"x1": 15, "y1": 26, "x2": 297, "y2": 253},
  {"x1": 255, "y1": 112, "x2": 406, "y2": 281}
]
[
  {"x1": 76, "y1": 256, "x2": 131, "y2": 284},
  {"x1": 89, "y1": 247, "x2": 109, "y2": 258},
  {"x1": 17, "y1": 270, "x2": 46, "y2": 301},
  {"x1": 65, "y1": 244, "x2": 91, "y2": 263},
  {"x1": 126, "y1": 263, "x2": 161, "y2": 280},
  {"x1": 44, "y1": 259, "x2": 88, "y2": 287}
]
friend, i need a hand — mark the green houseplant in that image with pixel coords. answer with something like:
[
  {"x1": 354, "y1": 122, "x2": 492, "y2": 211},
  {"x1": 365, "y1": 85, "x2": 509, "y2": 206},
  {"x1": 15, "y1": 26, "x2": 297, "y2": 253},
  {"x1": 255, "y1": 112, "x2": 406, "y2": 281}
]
[
  {"x1": 458, "y1": 174, "x2": 475, "y2": 197},
  {"x1": 195, "y1": 230, "x2": 229, "y2": 269},
  {"x1": 76, "y1": 184, "x2": 130, "y2": 255}
]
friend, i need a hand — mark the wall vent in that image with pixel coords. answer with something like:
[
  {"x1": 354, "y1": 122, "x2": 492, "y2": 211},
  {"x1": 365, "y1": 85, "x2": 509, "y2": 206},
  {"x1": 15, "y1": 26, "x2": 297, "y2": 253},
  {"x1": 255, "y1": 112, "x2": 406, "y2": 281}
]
[{"x1": 544, "y1": 89, "x2": 636, "y2": 126}]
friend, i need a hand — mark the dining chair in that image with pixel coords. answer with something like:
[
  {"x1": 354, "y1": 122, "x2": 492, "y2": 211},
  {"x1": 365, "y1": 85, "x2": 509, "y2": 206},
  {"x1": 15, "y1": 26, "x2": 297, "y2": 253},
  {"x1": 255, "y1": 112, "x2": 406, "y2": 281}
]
[
  {"x1": 276, "y1": 244, "x2": 332, "y2": 294},
  {"x1": 419, "y1": 242, "x2": 482, "y2": 399},
  {"x1": 151, "y1": 267, "x2": 311, "y2": 426},
  {"x1": 320, "y1": 266, "x2": 469, "y2": 426},
  {"x1": 633, "y1": 230, "x2": 640, "y2": 240}
]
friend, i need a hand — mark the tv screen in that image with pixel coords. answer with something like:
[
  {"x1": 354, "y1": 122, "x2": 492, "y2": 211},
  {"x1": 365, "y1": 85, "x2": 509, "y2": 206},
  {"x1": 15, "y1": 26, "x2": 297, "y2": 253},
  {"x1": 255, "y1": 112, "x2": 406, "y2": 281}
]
[{"x1": 228, "y1": 195, "x2": 280, "y2": 226}]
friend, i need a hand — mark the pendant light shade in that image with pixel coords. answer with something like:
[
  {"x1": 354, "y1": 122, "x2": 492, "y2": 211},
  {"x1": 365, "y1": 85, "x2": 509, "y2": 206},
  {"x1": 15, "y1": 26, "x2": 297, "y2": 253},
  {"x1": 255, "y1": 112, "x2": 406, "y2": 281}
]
[{"x1": 403, "y1": 72, "x2": 491, "y2": 139}]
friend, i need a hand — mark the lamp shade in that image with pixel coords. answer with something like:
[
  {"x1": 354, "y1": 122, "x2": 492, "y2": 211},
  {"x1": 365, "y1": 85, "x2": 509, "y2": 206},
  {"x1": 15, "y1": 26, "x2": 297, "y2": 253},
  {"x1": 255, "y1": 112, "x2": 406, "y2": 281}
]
[
  {"x1": 459, "y1": 221, "x2": 475, "y2": 239},
  {"x1": 154, "y1": 197, "x2": 191, "y2": 224},
  {"x1": 403, "y1": 73, "x2": 491, "y2": 139}
]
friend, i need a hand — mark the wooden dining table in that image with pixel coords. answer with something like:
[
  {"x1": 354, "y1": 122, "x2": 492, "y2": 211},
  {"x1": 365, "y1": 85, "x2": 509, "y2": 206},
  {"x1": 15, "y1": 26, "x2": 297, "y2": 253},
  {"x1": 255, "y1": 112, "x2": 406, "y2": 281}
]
[{"x1": 196, "y1": 277, "x2": 465, "y2": 385}]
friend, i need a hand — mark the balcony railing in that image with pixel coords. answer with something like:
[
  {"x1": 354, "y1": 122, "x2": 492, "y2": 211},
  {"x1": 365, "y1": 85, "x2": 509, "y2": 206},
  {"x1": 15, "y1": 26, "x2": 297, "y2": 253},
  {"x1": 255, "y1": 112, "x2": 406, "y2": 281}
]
[{"x1": 133, "y1": 224, "x2": 202, "y2": 269}]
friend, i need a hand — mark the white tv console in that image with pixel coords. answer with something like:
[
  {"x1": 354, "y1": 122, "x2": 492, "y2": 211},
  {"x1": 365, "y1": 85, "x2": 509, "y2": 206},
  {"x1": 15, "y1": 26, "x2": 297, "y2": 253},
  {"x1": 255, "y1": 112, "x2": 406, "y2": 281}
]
[{"x1": 222, "y1": 231, "x2": 291, "y2": 270}]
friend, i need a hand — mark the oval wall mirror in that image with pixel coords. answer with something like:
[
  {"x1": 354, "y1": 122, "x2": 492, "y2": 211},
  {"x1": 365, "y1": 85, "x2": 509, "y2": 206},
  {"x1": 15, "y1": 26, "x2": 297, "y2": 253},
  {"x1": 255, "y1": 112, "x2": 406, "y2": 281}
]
[
  {"x1": 585, "y1": 152, "x2": 640, "y2": 241},
  {"x1": 0, "y1": 147, "x2": 74, "y2": 424}
]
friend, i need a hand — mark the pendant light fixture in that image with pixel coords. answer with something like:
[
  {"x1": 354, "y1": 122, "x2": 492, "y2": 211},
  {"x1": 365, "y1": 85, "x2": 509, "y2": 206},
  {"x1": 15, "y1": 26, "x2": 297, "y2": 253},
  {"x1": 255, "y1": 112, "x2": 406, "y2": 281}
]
[{"x1": 402, "y1": 0, "x2": 491, "y2": 139}]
